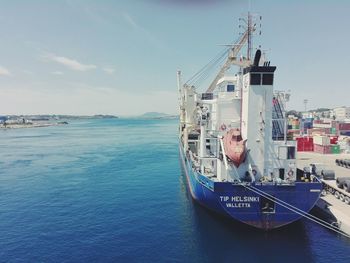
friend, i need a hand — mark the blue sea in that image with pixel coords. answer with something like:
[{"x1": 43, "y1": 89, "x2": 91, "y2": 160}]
[{"x1": 0, "y1": 118, "x2": 349, "y2": 263}]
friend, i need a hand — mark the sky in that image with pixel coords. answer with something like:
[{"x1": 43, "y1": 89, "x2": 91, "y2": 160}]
[{"x1": 0, "y1": 0, "x2": 349, "y2": 116}]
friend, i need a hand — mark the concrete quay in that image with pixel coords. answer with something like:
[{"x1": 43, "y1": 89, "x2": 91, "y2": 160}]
[
  {"x1": 297, "y1": 151, "x2": 350, "y2": 236},
  {"x1": 297, "y1": 152, "x2": 350, "y2": 178}
]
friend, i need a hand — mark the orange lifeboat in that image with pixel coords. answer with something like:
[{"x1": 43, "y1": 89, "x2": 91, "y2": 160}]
[{"x1": 223, "y1": 128, "x2": 246, "y2": 167}]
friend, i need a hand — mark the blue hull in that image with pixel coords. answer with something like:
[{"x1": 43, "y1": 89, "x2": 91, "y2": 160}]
[{"x1": 179, "y1": 145, "x2": 322, "y2": 230}]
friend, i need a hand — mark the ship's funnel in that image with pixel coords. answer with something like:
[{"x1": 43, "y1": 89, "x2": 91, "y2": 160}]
[{"x1": 253, "y1": 49, "x2": 261, "y2": 66}]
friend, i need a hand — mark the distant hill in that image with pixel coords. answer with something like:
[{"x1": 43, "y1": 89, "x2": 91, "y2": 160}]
[
  {"x1": 140, "y1": 112, "x2": 169, "y2": 118},
  {"x1": 139, "y1": 112, "x2": 178, "y2": 119}
]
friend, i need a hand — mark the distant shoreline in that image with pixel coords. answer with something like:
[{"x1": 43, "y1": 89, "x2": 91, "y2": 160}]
[
  {"x1": 0, "y1": 122, "x2": 68, "y2": 129},
  {"x1": 129, "y1": 115, "x2": 178, "y2": 120},
  {"x1": 0, "y1": 113, "x2": 180, "y2": 130}
]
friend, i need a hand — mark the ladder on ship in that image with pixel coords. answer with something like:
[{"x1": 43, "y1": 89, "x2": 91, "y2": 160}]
[{"x1": 272, "y1": 94, "x2": 285, "y2": 140}]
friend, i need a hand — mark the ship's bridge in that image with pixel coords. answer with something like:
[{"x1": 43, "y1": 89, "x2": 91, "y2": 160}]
[{"x1": 216, "y1": 75, "x2": 239, "y2": 95}]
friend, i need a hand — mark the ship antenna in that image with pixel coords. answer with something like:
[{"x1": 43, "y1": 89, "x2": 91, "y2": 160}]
[
  {"x1": 247, "y1": 12, "x2": 252, "y2": 61},
  {"x1": 240, "y1": 12, "x2": 262, "y2": 63}
]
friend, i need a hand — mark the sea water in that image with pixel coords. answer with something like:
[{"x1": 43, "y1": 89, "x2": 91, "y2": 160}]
[{"x1": 0, "y1": 118, "x2": 349, "y2": 262}]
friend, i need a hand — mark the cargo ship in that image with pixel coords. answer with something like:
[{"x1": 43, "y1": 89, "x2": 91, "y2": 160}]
[{"x1": 177, "y1": 13, "x2": 322, "y2": 230}]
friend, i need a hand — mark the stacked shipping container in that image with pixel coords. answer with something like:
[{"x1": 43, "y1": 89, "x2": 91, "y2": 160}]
[
  {"x1": 313, "y1": 144, "x2": 332, "y2": 154},
  {"x1": 292, "y1": 118, "x2": 349, "y2": 154},
  {"x1": 296, "y1": 137, "x2": 314, "y2": 152},
  {"x1": 313, "y1": 135, "x2": 339, "y2": 154},
  {"x1": 338, "y1": 123, "x2": 350, "y2": 136}
]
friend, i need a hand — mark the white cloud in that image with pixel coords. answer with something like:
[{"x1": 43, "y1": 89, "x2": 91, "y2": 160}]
[
  {"x1": 103, "y1": 67, "x2": 115, "y2": 74},
  {"x1": 22, "y1": 70, "x2": 34, "y2": 75},
  {"x1": 44, "y1": 53, "x2": 97, "y2": 71},
  {"x1": 0, "y1": 66, "x2": 11, "y2": 76},
  {"x1": 52, "y1": 71, "x2": 64, "y2": 75},
  {"x1": 123, "y1": 13, "x2": 138, "y2": 29}
]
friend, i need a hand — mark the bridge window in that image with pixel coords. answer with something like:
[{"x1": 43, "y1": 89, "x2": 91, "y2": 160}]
[
  {"x1": 227, "y1": 84, "x2": 235, "y2": 92},
  {"x1": 250, "y1": 73, "x2": 261, "y2": 85},
  {"x1": 278, "y1": 146, "x2": 295, "y2": 160},
  {"x1": 201, "y1": 93, "x2": 213, "y2": 100},
  {"x1": 262, "y1": 74, "x2": 274, "y2": 85},
  {"x1": 287, "y1": 146, "x2": 296, "y2": 159}
]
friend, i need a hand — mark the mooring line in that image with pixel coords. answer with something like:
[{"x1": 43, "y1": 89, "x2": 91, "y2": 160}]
[{"x1": 239, "y1": 183, "x2": 350, "y2": 238}]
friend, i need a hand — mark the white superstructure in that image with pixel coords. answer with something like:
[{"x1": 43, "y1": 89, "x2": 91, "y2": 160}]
[{"x1": 179, "y1": 51, "x2": 297, "y2": 185}]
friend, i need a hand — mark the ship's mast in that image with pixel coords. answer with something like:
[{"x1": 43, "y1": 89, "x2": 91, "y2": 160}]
[
  {"x1": 205, "y1": 13, "x2": 261, "y2": 93},
  {"x1": 243, "y1": 12, "x2": 262, "y2": 63},
  {"x1": 247, "y1": 12, "x2": 252, "y2": 61}
]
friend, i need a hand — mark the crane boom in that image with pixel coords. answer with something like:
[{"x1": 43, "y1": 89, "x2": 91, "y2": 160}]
[{"x1": 206, "y1": 13, "x2": 257, "y2": 93}]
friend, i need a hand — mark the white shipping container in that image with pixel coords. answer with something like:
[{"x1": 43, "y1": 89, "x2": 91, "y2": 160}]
[
  {"x1": 313, "y1": 135, "x2": 330, "y2": 145},
  {"x1": 313, "y1": 123, "x2": 331, "y2": 128}
]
